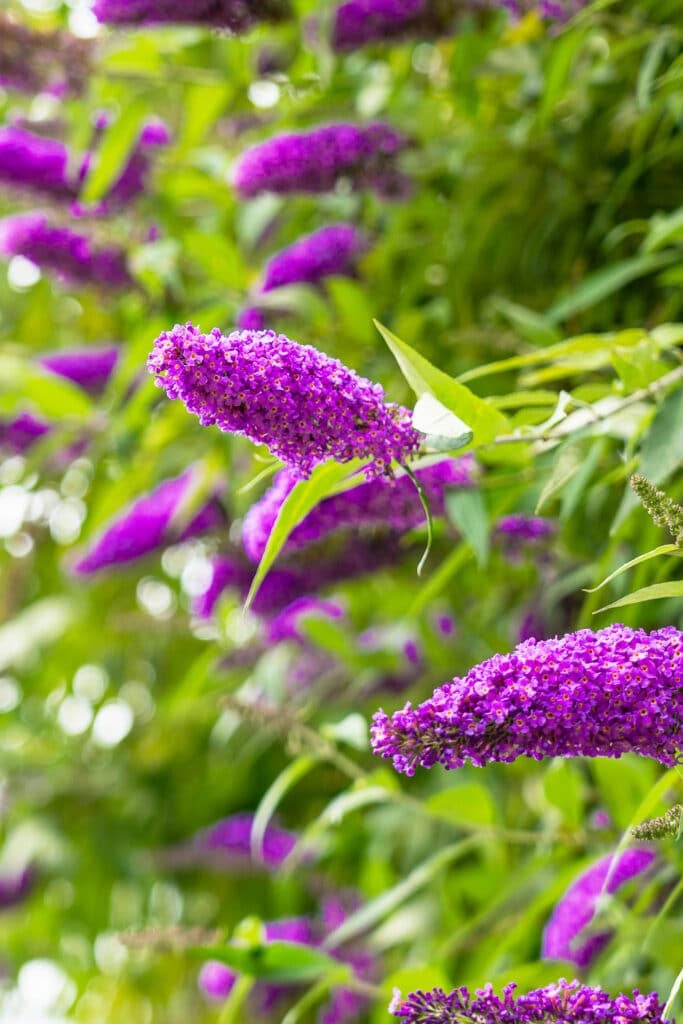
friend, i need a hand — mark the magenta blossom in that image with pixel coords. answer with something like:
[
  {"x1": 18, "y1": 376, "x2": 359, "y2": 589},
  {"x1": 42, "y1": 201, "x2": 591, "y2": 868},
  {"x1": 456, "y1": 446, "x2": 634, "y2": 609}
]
[
  {"x1": 93, "y1": 0, "x2": 291, "y2": 29},
  {"x1": 148, "y1": 323, "x2": 421, "y2": 478},
  {"x1": 372, "y1": 625, "x2": 683, "y2": 775},
  {"x1": 390, "y1": 980, "x2": 670, "y2": 1024},
  {"x1": 260, "y1": 224, "x2": 365, "y2": 293},
  {"x1": 73, "y1": 470, "x2": 224, "y2": 574},
  {"x1": 0, "y1": 213, "x2": 132, "y2": 290},
  {"x1": 243, "y1": 456, "x2": 474, "y2": 562},
  {"x1": 542, "y1": 848, "x2": 656, "y2": 967},
  {"x1": 233, "y1": 122, "x2": 411, "y2": 200}
]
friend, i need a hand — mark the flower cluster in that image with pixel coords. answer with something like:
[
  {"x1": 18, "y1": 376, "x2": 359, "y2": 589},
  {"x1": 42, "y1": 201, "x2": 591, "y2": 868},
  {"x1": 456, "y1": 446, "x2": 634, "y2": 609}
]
[
  {"x1": 0, "y1": 13, "x2": 92, "y2": 96},
  {"x1": 632, "y1": 805, "x2": 683, "y2": 841},
  {"x1": 332, "y1": 0, "x2": 456, "y2": 52},
  {"x1": 194, "y1": 534, "x2": 409, "y2": 618},
  {"x1": 260, "y1": 224, "x2": 365, "y2": 293},
  {"x1": 541, "y1": 848, "x2": 656, "y2": 967},
  {"x1": 0, "y1": 213, "x2": 132, "y2": 290},
  {"x1": 371, "y1": 625, "x2": 683, "y2": 775},
  {"x1": 39, "y1": 346, "x2": 120, "y2": 394},
  {"x1": 390, "y1": 980, "x2": 670, "y2": 1024},
  {"x1": 630, "y1": 474, "x2": 683, "y2": 546},
  {"x1": 93, "y1": 0, "x2": 292, "y2": 30},
  {"x1": 148, "y1": 323, "x2": 421, "y2": 477},
  {"x1": 73, "y1": 470, "x2": 224, "y2": 574},
  {"x1": 0, "y1": 127, "x2": 75, "y2": 200},
  {"x1": 495, "y1": 515, "x2": 556, "y2": 542},
  {"x1": 161, "y1": 812, "x2": 297, "y2": 870},
  {"x1": 243, "y1": 456, "x2": 474, "y2": 562},
  {"x1": 0, "y1": 411, "x2": 51, "y2": 454},
  {"x1": 233, "y1": 122, "x2": 411, "y2": 199}
]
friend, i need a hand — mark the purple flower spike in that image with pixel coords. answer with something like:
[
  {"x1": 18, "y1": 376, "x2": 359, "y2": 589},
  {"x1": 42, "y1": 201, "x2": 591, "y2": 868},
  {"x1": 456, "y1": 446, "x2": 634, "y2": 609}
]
[
  {"x1": 542, "y1": 848, "x2": 656, "y2": 968},
  {"x1": 372, "y1": 625, "x2": 683, "y2": 775},
  {"x1": 193, "y1": 812, "x2": 297, "y2": 867},
  {"x1": 0, "y1": 412, "x2": 51, "y2": 454},
  {"x1": 233, "y1": 123, "x2": 411, "y2": 200},
  {"x1": 390, "y1": 980, "x2": 671, "y2": 1024},
  {"x1": 236, "y1": 306, "x2": 267, "y2": 330},
  {"x1": 243, "y1": 457, "x2": 474, "y2": 562},
  {"x1": 73, "y1": 470, "x2": 224, "y2": 574},
  {"x1": 332, "y1": 0, "x2": 456, "y2": 52},
  {"x1": 93, "y1": 0, "x2": 291, "y2": 30},
  {"x1": 261, "y1": 224, "x2": 365, "y2": 293},
  {"x1": 148, "y1": 323, "x2": 421, "y2": 478},
  {"x1": 266, "y1": 596, "x2": 345, "y2": 644},
  {"x1": 496, "y1": 515, "x2": 556, "y2": 542},
  {"x1": 0, "y1": 13, "x2": 91, "y2": 96},
  {"x1": 0, "y1": 213, "x2": 132, "y2": 290},
  {"x1": 39, "y1": 346, "x2": 120, "y2": 394},
  {"x1": 0, "y1": 127, "x2": 75, "y2": 200},
  {"x1": 0, "y1": 866, "x2": 35, "y2": 909}
]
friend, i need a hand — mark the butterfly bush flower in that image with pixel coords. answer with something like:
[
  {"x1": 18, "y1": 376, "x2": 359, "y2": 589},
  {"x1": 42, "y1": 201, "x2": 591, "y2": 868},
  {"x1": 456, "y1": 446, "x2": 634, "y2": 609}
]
[
  {"x1": 93, "y1": 0, "x2": 291, "y2": 30},
  {"x1": 542, "y1": 848, "x2": 656, "y2": 967},
  {"x1": 260, "y1": 224, "x2": 365, "y2": 293},
  {"x1": 0, "y1": 13, "x2": 92, "y2": 96},
  {"x1": 0, "y1": 127, "x2": 75, "y2": 200},
  {"x1": 236, "y1": 306, "x2": 267, "y2": 330},
  {"x1": 73, "y1": 470, "x2": 224, "y2": 574},
  {"x1": 266, "y1": 596, "x2": 345, "y2": 644},
  {"x1": 331, "y1": 0, "x2": 456, "y2": 52},
  {"x1": 0, "y1": 866, "x2": 35, "y2": 909},
  {"x1": 371, "y1": 625, "x2": 683, "y2": 776},
  {"x1": 233, "y1": 123, "x2": 411, "y2": 200},
  {"x1": 390, "y1": 980, "x2": 670, "y2": 1024},
  {"x1": 0, "y1": 213, "x2": 132, "y2": 290},
  {"x1": 148, "y1": 323, "x2": 421, "y2": 478},
  {"x1": 496, "y1": 515, "x2": 556, "y2": 543},
  {"x1": 39, "y1": 346, "x2": 120, "y2": 394},
  {"x1": 243, "y1": 456, "x2": 474, "y2": 562},
  {"x1": 162, "y1": 812, "x2": 297, "y2": 870},
  {"x1": 0, "y1": 412, "x2": 51, "y2": 454}
]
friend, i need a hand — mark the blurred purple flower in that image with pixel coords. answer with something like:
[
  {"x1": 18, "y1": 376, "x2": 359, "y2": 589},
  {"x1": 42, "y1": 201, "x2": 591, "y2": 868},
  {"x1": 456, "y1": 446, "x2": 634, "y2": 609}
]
[
  {"x1": 236, "y1": 306, "x2": 267, "y2": 330},
  {"x1": 243, "y1": 457, "x2": 474, "y2": 562},
  {"x1": 0, "y1": 213, "x2": 132, "y2": 290},
  {"x1": 0, "y1": 127, "x2": 75, "y2": 200},
  {"x1": 542, "y1": 848, "x2": 656, "y2": 967},
  {"x1": 372, "y1": 625, "x2": 683, "y2": 775},
  {"x1": 233, "y1": 123, "x2": 411, "y2": 200},
  {"x1": 163, "y1": 812, "x2": 297, "y2": 870},
  {"x1": 73, "y1": 470, "x2": 224, "y2": 574},
  {"x1": 260, "y1": 224, "x2": 364, "y2": 293},
  {"x1": 496, "y1": 515, "x2": 556, "y2": 543},
  {"x1": 0, "y1": 866, "x2": 34, "y2": 909},
  {"x1": 39, "y1": 346, "x2": 120, "y2": 394},
  {"x1": 390, "y1": 980, "x2": 670, "y2": 1024},
  {"x1": 332, "y1": 0, "x2": 456, "y2": 52},
  {"x1": 93, "y1": 0, "x2": 291, "y2": 29},
  {"x1": 148, "y1": 323, "x2": 421, "y2": 479},
  {"x1": 75, "y1": 119, "x2": 170, "y2": 213},
  {"x1": 0, "y1": 411, "x2": 50, "y2": 454},
  {"x1": 266, "y1": 596, "x2": 345, "y2": 644},
  {"x1": 0, "y1": 13, "x2": 91, "y2": 96}
]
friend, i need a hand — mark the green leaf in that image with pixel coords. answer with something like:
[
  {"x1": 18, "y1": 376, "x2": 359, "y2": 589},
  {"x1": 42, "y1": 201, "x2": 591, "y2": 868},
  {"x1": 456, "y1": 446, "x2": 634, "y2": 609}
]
[
  {"x1": 244, "y1": 459, "x2": 366, "y2": 611},
  {"x1": 636, "y1": 31, "x2": 672, "y2": 111},
  {"x1": 585, "y1": 544, "x2": 680, "y2": 593},
  {"x1": 322, "y1": 838, "x2": 479, "y2": 950},
  {"x1": 0, "y1": 356, "x2": 94, "y2": 420},
  {"x1": 545, "y1": 252, "x2": 677, "y2": 324},
  {"x1": 612, "y1": 388, "x2": 683, "y2": 531},
  {"x1": 543, "y1": 760, "x2": 583, "y2": 828},
  {"x1": 535, "y1": 441, "x2": 586, "y2": 513},
  {"x1": 445, "y1": 489, "x2": 489, "y2": 567},
  {"x1": 194, "y1": 941, "x2": 343, "y2": 984},
  {"x1": 251, "y1": 756, "x2": 318, "y2": 863},
  {"x1": 427, "y1": 782, "x2": 496, "y2": 827},
  {"x1": 595, "y1": 580, "x2": 683, "y2": 613},
  {"x1": 80, "y1": 99, "x2": 149, "y2": 203},
  {"x1": 374, "y1": 321, "x2": 509, "y2": 446},
  {"x1": 490, "y1": 298, "x2": 562, "y2": 347}
]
